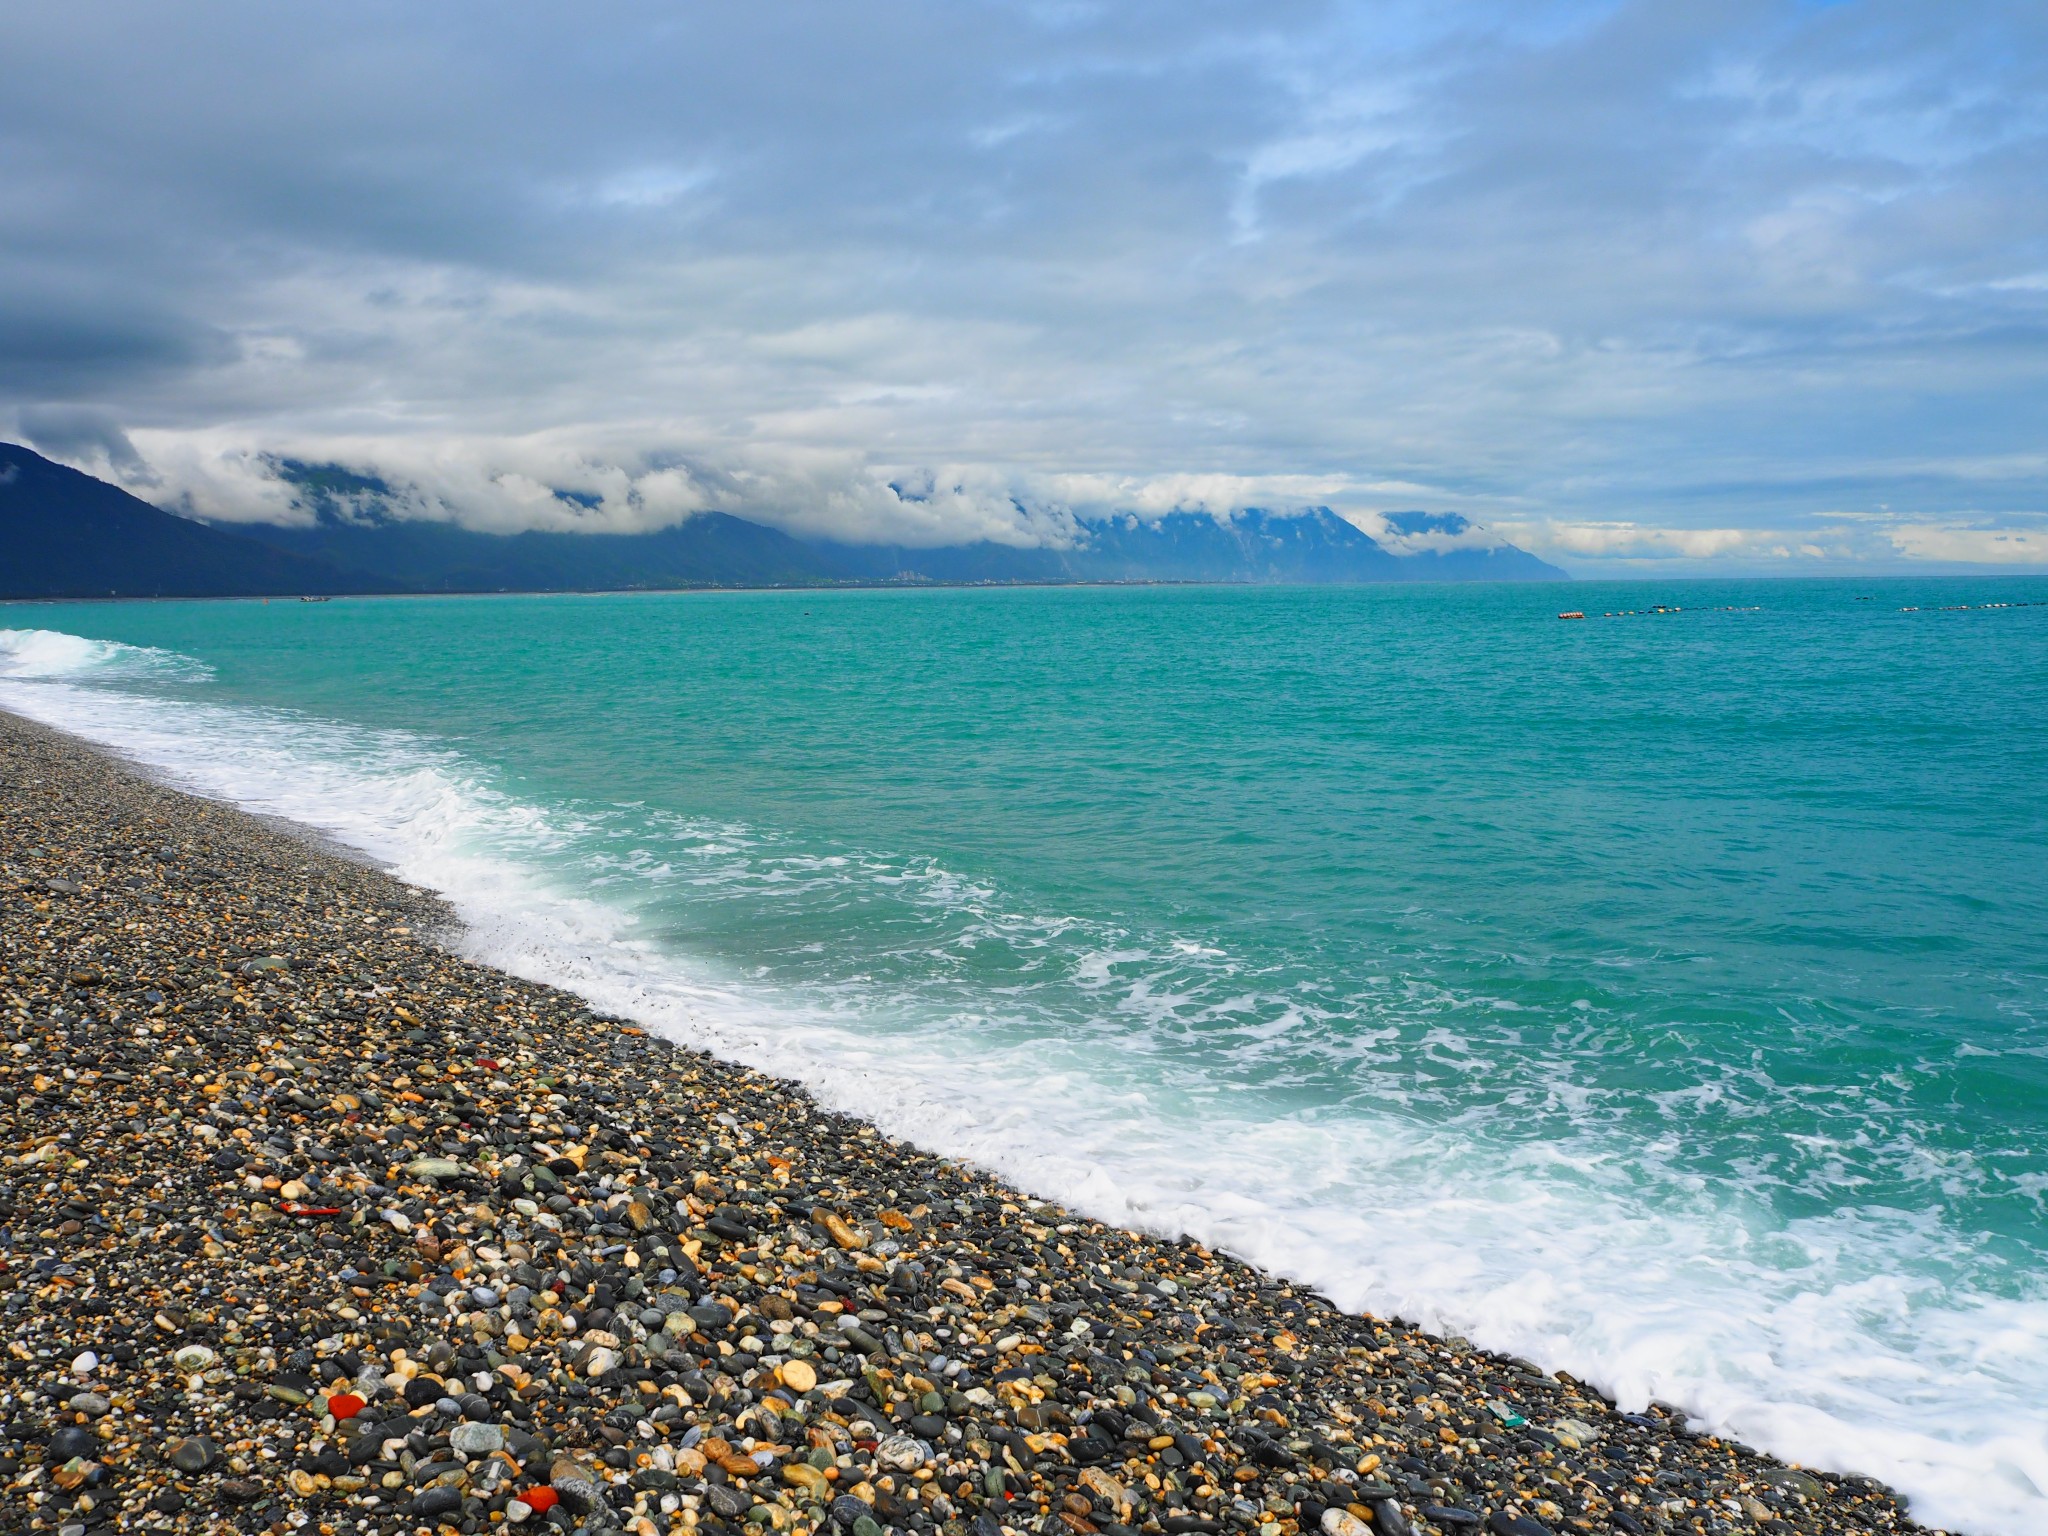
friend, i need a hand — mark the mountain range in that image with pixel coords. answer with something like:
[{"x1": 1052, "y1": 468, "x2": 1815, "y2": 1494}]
[{"x1": 0, "y1": 443, "x2": 1566, "y2": 599}]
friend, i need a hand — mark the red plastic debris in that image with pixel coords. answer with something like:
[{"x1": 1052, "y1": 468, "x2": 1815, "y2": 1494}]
[
  {"x1": 279, "y1": 1202, "x2": 344, "y2": 1217},
  {"x1": 326, "y1": 1392, "x2": 367, "y2": 1420},
  {"x1": 518, "y1": 1488, "x2": 560, "y2": 1513},
  {"x1": 477, "y1": 1058, "x2": 502, "y2": 1071}
]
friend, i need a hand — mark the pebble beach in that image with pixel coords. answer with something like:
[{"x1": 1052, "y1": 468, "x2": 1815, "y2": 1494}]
[{"x1": 0, "y1": 707, "x2": 1936, "y2": 1536}]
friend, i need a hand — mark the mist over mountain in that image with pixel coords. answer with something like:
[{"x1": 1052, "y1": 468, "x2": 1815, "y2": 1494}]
[{"x1": 1, "y1": 444, "x2": 1564, "y2": 599}]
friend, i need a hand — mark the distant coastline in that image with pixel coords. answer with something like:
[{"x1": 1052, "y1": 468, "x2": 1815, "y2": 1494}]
[{"x1": 0, "y1": 442, "x2": 1567, "y2": 602}]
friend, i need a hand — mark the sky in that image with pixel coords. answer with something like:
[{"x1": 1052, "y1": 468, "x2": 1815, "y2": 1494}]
[{"x1": 2, "y1": 0, "x2": 2045, "y2": 572}]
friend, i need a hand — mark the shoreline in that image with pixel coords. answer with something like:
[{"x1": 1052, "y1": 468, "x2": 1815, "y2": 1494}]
[
  {"x1": 0, "y1": 708, "x2": 1933, "y2": 1536},
  {"x1": 12, "y1": 570, "x2": 2048, "y2": 612}
]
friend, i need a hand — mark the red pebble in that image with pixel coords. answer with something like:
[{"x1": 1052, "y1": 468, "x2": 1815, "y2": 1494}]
[
  {"x1": 518, "y1": 1488, "x2": 560, "y2": 1513},
  {"x1": 326, "y1": 1393, "x2": 366, "y2": 1420},
  {"x1": 477, "y1": 1058, "x2": 501, "y2": 1070}
]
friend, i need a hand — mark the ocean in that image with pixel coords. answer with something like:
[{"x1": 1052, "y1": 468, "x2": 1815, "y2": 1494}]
[{"x1": 3, "y1": 577, "x2": 2045, "y2": 1534}]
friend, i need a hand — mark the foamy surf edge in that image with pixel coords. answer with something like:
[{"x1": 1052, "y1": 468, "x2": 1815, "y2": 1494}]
[{"x1": 1, "y1": 625, "x2": 2039, "y2": 1535}]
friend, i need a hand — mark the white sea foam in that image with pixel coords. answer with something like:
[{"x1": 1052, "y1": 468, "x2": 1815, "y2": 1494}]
[
  {"x1": 3, "y1": 626, "x2": 2045, "y2": 1535},
  {"x1": 0, "y1": 627, "x2": 212, "y2": 682}
]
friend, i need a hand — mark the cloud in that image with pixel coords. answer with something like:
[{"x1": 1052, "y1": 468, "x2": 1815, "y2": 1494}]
[
  {"x1": 1506, "y1": 522, "x2": 1785, "y2": 561},
  {"x1": 1885, "y1": 523, "x2": 2048, "y2": 565},
  {"x1": 91, "y1": 427, "x2": 1447, "y2": 548},
  {"x1": 0, "y1": 1, "x2": 2044, "y2": 557},
  {"x1": 36, "y1": 423, "x2": 2042, "y2": 571},
  {"x1": 17, "y1": 405, "x2": 156, "y2": 482},
  {"x1": 1494, "y1": 513, "x2": 2048, "y2": 571}
]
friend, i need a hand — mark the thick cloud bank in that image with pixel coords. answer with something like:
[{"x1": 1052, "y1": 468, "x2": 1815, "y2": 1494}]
[{"x1": 2, "y1": 1, "x2": 2045, "y2": 569}]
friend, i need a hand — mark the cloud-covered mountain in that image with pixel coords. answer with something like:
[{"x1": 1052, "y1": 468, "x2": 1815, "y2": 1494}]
[
  {"x1": 0, "y1": 444, "x2": 1563, "y2": 598},
  {"x1": 243, "y1": 457, "x2": 1565, "y2": 587},
  {"x1": 0, "y1": 443, "x2": 390, "y2": 599}
]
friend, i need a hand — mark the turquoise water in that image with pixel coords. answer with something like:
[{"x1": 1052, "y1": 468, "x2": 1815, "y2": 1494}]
[{"x1": 4, "y1": 577, "x2": 2047, "y2": 1532}]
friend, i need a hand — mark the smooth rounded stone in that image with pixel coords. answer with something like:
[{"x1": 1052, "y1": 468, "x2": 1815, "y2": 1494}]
[
  {"x1": 852, "y1": 1516, "x2": 885, "y2": 1536},
  {"x1": 779, "y1": 1358, "x2": 818, "y2": 1393},
  {"x1": 66, "y1": 1392, "x2": 110, "y2": 1417},
  {"x1": 830, "y1": 1494, "x2": 872, "y2": 1527},
  {"x1": 1549, "y1": 1415, "x2": 1600, "y2": 1448},
  {"x1": 450, "y1": 1422, "x2": 504, "y2": 1456},
  {"x1": 876, "y1": 1434, "x2": 931, "y2": 1471},
  {"x1": 412, "y1": 1457, "x2": 463, "y2": 1487},
  {"x1": 47, "y1": 1426, "x2": 97, "y2": 1462},
  {"x1": 411, "y1": 1486, "x2": 464, "y2": 1518},
  {"x1": 69, "y1": 1351, "x2": 98, "y2": 1377},
  {"x1": 1763, "y1": 1468, "x2": 1825, "y2": 1499},
  {"x1": 550, "y1": 1455, "x2": 606, "y2": 1513},
  {"x1": 402, "y1": 1376, "x2": 444, "y2": 1409},
  {"x1": 166, "y1": 1435, "x2": 222, "y2": 1474},
  {"x1": 582, "y1": 1345, "x2": 621, "y2": 1378},
  {"x1": 1320, "y1": 1510, "x2": 1371, "y2": 1536},
  {"x1": 783, "y1": 1462, "x2": 831, "y2": 1499},
  {"x1": 707, "y1": 1483, "x2": 753, "y2": 1519},
  {"x1": 172, "y1": 1345, "x2": 217, "y2": 1373},
  {"x1": 1419, "y1": 1508, "x2": 1482, "y2": 1529}
]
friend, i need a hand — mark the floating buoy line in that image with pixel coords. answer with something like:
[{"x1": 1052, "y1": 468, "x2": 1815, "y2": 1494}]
[
  {"x1": 1556, "y1": 599, "x2": 2045, "y2": 622},
  {"x1": 1896, "y1": 601, "x2": 2046, "y2": 613},
  {"x1": 1558, "y1": 605, "x2": 1762, "y2": 620}
]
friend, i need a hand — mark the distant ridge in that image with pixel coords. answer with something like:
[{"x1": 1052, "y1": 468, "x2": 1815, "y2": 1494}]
[
  {"x1": 0, "y1": 444, "x2": 394, "y2": 599},
  {"x1": 0, "y1": 443, "x2": 1567, "y2": 599}
]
